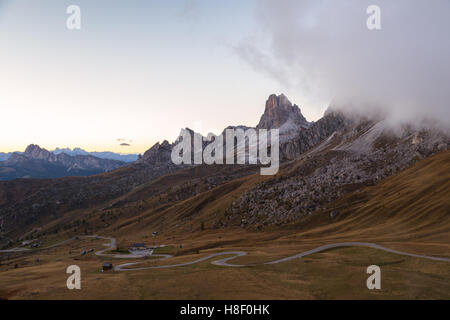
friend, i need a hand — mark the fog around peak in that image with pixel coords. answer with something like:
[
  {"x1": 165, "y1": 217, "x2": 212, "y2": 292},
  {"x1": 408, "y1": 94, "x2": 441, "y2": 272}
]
[{"x1": 236, "y1": 0, "x2": 450, "y2": 128}]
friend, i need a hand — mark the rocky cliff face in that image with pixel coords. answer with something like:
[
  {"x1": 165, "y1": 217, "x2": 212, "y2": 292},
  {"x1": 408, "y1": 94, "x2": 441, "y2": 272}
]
[
  {"x1": 24, "y1": 144, "x2": 52, "y2": 160},
  {"x1": 137, "y1": 94, "x2": 314, "y2": 167},
  {"x1": 138, "y1": 128, "x2": 209, "y2": 166},
  {"x1": 257, "y1": 94, "x2": 309, "y2": 129},
  {"x1": 280, "y1": 109, "x2": 350, "y2": 160},
  {"x1": 257, "y1": 94, "x2": 309, "y2": 134},
  {"x1": 255, "y1": 94, "x2": 310, "y2": 144},
  {"x1": 226, "y1": 115, "x2": 450, "y2": 228},
  {"x1": 139, "y1": 140, "x2": 173, "y2": 164}
]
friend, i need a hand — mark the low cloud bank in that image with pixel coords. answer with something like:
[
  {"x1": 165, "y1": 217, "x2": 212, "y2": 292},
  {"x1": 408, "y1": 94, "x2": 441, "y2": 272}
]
[{"x1": 236, "y1": 0, "x2": 450, "y2": 128}]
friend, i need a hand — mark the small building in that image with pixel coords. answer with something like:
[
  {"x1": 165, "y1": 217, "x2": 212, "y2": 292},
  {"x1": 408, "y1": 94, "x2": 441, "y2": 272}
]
[
  {"x1": 102, "y1": 262, "x2": 113, "y2": 271},
  {"x1": 129, "y1": 243, "x2": 146, "y2": 251}
]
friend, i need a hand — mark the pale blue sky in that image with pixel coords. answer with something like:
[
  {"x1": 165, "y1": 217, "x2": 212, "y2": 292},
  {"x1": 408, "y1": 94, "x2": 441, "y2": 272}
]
[{"x1": 0, "y1": 0, "x2": 326, "y2": 153}]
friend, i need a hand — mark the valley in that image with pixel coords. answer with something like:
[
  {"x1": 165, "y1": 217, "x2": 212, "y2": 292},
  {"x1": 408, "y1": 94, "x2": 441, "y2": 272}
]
[{"x1": 0, "y1": 148, "x2": 449, "y2": 299}]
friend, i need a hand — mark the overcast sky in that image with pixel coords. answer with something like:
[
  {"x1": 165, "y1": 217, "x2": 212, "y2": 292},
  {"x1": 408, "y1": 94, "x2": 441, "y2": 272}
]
[
  {"x1": 1, "y1": 0, "x2": 449, "y2": 153},
  {"x1": 239, "y1": 0, "x2": 450, "y2": 129}
]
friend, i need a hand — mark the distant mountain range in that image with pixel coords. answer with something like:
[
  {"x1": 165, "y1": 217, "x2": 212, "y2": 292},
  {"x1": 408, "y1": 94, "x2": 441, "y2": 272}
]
[
  {"x1": 52, "y1": 148, "x2": 138, "y2": 163},
  {"x1": 0, "y1": 148, "x2": 138, "y2": 163},
  {"x1": 0, "y1": 145, "x2": 127, "y2": 181},
  {"x1": 0, "y1": 153, "x2": 13, "y2": 162}
]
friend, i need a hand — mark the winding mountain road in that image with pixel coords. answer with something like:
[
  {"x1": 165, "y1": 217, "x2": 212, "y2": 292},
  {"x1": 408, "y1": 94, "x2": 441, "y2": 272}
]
[
  {"x1": 2, "y1": 235, "x2": 449, "y2": 272},
  {"x1": 114, "y1": 242, "x2": 450, "y2": 271}
]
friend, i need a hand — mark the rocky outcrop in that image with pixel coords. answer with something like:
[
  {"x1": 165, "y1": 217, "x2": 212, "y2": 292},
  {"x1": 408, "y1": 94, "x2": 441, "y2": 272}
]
[
  {"x1": 138, "y1": 128, "x2": 210, "y2": 166},
  {"x1": 255, "y1": 94, "x2": 311, "y2": 144},
  {"x1": 24, "y1": 144, "x2": 52, "y2": 160},
  {"x1": 226, "y1": 118, "x2": 450, "y2": 228},
  {"x1": 257, "y1": 94, "x2": 309, "y2": 130},
  {"x1": 137, "y1": 94, "x2": 312, "y2": 168},
  {"x1": 139, "y1": 140, "x2": 172, "y2": 164},
  {"x1": 280, "y1": 109, "x2": 350, "y2": 160}
]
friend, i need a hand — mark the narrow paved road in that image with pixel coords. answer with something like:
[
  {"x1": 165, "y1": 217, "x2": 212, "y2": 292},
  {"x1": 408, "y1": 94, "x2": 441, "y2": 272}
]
[
  {"x1": 0, "y1": 236, "x2": 80, "y2": 253},
  {"x1": 114, "y1": 241, "x2": 450, "y2": 271},
  {"x1": 263, "y1": 242, "x2": 450, "y2": 264},
  {"x1": 115, "y1": 251, "x2": 247, "y2": 271},
  {"x1": 2, "y1": 235, "x2": 449, "y2": 271},
  {"x1": 0, "y1": 235, "x2": 110, "y2": 254}
]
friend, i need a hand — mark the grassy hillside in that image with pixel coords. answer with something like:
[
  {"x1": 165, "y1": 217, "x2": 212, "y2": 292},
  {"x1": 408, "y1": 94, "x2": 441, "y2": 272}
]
[
  {"x1": 0, "y1": 151, "x2": 449, "y2": 299},
  {"x1": 281, "y1": 150, "x2": 450, "y2": 246}
]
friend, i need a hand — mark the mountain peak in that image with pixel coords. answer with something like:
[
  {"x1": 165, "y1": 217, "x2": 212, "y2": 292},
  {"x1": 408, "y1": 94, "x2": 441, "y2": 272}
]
[
  {"x1": 24, "y1": 144, "x2": 43, "y2": 154},
  {"x1": 139, "y1": 140, "x2": 172, "y2": 164},
  {"x1": 24, "y1": 144, "x2": 51, "y2": 160},
  {"x1": 256, "y1": 94, "x2": 308, "y2": 130}
]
